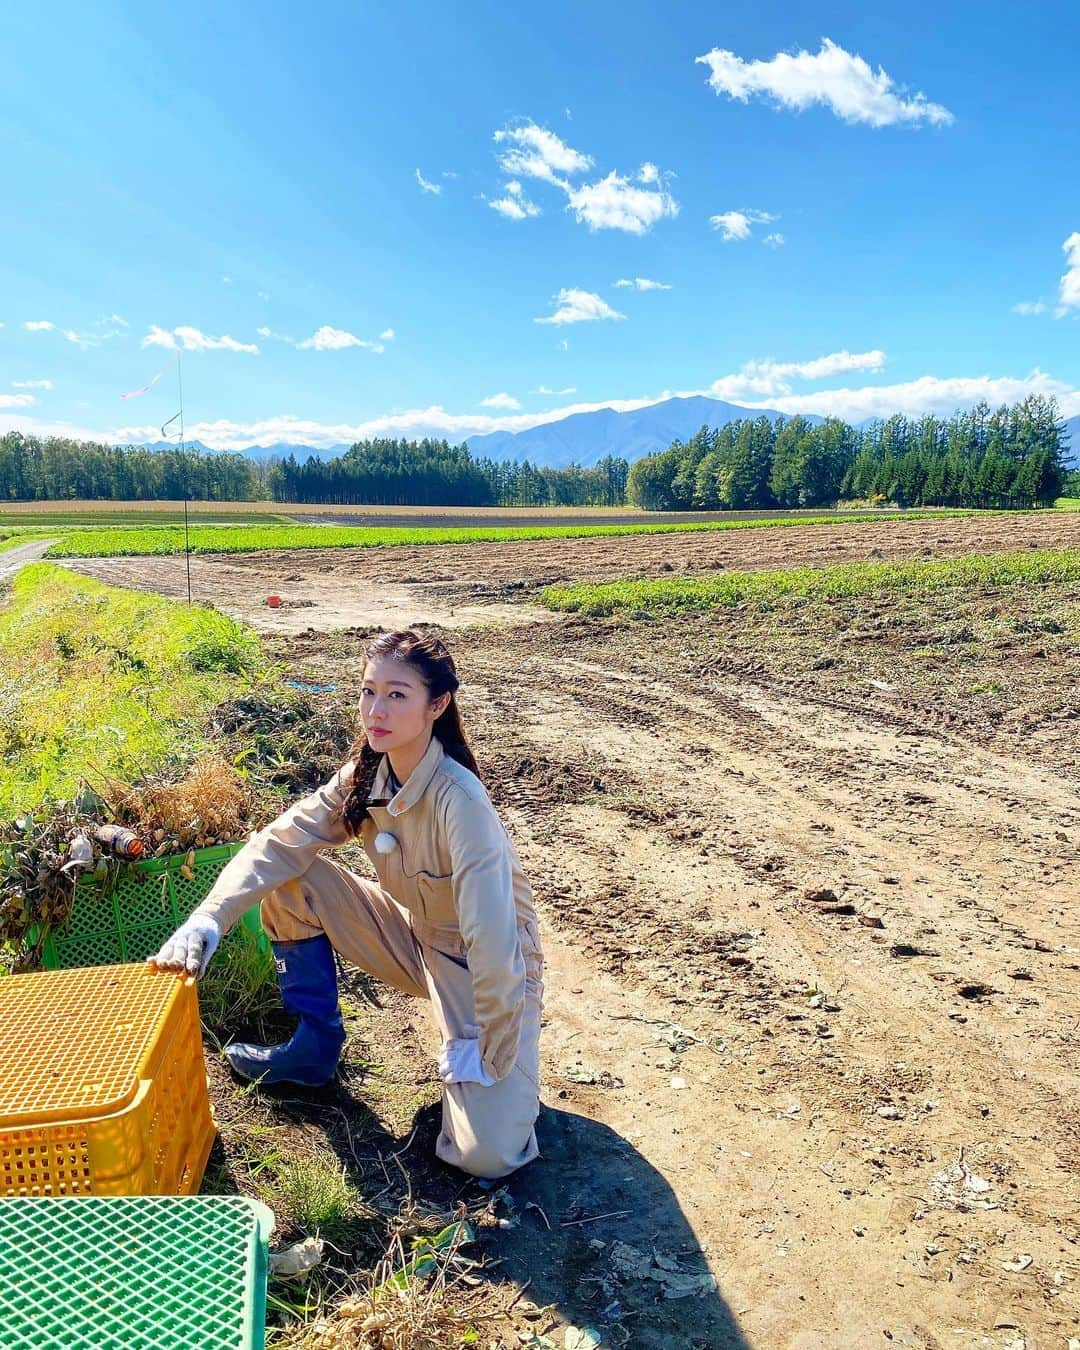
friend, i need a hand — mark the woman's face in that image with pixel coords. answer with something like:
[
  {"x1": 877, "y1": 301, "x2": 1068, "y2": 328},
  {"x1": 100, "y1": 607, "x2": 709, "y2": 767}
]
[{"x1": 360, "y1": 656, "x2": 449, "y2": 756}]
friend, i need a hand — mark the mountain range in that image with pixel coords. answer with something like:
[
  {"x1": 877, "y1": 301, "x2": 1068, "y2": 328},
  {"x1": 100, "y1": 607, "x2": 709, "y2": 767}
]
[{"x1": 134, "y1": 399, "x2": 1079, "y2": 470}]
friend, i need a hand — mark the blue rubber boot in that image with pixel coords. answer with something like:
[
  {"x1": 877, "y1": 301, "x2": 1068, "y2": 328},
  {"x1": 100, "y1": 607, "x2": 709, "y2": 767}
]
[{"x1": 225, "y1": 935, "x2": 346, "y2": 1087}]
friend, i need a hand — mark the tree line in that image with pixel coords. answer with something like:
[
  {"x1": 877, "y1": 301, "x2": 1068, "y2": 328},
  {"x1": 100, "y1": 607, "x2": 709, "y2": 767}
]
[
  {"x1": 0, "y1": 396, "x2": 1070, "y2": 509},
  {"x1": 267, "y1": 439, "x2": 630, "y2": 508},
  {"x1": 0, "y1": 434, "x2": 262, "y2": 502},
  {"x1": 626, "y1": 397, "x2": 1068, "y2": 511}
]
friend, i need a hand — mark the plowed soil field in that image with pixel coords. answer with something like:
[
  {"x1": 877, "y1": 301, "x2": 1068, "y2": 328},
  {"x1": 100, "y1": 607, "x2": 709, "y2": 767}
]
[
  {"x1": 64, "y1": 510, "x2": 1080, "y2": 633},
  {"x1": 69, "y1": 512, "x2": 1080, "y2": 1347}
]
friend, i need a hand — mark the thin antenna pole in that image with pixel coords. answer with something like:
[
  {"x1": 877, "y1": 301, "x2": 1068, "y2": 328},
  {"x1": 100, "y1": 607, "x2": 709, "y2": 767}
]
[{"x1": 178, "y1": 354, "x2": 191, "y2": 604}]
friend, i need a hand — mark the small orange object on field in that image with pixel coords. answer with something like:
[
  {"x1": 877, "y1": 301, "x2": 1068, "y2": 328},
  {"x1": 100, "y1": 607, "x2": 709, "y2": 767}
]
[{"x1": 266, "y1": 595, "x2": 282, "y2": 608}]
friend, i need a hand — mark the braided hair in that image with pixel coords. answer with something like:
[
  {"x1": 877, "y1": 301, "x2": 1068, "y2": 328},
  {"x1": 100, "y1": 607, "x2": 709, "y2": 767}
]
[{"x1": 343, "y1": 628, "x2": 482, "y2": 835}]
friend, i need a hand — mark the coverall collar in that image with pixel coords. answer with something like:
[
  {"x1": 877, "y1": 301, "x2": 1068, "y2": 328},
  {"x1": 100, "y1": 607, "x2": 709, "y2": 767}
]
[{"x1": 372, "y1": 735, "x2": 445, "y2": 817}]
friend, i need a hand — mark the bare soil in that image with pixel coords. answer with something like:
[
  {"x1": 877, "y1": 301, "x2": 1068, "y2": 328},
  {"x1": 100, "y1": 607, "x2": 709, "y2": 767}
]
[
  {"x1": 70, "y1": 513, "x2": 1080, "y2": 1348},
  {"x1": 64, "y1": 510, "x2": 1080, "y2": 634}
]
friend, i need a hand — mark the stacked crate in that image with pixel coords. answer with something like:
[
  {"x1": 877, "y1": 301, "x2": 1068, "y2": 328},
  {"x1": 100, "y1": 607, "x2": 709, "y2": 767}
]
[
  {"x1": 1, "y1": 846, "x2": 278, "y2": 1347},
  {"x1": 0, "y1": 964, "x2": 214, "y2": 1198},
  {"x1": 0, "y1": 1194, "x2": 274, "y2": 1349}
]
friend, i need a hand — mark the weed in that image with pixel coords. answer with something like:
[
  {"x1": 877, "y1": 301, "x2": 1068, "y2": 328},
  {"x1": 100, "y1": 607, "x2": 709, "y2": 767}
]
[
  {"x1": 268, "y1": 1159, "x2": 369, "y2": 1245},
  {"x1": 199, "y1": 922, "x2": 278, "y2": 1036}
]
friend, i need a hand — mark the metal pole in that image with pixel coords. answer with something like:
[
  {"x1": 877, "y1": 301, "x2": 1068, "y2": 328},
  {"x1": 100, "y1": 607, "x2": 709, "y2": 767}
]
[{"x1": 179, "y1": 354, "x2": 191, "y2": 604}]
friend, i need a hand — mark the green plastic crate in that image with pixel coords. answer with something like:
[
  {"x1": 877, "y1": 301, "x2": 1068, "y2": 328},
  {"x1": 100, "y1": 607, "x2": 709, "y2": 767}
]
[
  {"x1": 0, "y1": 1194, "x2": 275, "y2": 1349},
  {"x1": 39, "y1": 842, "x2": 268, "y2": 969}
]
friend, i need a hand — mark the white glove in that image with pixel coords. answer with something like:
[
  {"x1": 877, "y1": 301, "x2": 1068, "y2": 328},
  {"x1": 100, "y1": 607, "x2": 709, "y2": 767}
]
[
  {"x1": 149, "y1": 914, "x2": 221, "y2": 978},
  {"x1": 437, "y1": 1028, "x2": 495, "y2": 1086}
]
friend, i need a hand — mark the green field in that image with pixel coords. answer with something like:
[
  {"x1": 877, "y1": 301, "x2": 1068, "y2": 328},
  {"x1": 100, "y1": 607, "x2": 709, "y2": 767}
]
[
  {"x1": 1055, "y1": 497, "x2": 1080, "y2": 511},
  {"x1": 542, "y1": 548, "x2": 1080, "y2": 617},
  {"x1": 40, "y1": 509, "x2": 988, "y2": 558},
  {"x1": 0, "y1": 564, "x2": 267, "y2": 818}
]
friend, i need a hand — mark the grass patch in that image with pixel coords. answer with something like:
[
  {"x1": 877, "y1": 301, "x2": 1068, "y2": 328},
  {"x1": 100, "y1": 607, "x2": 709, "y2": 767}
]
[
  {"x1": 268, "y1": 1158, "x2": 369, "y2": 1245},
  {"x1": 542, "y1": 548, "x2": 1080, "y2": 616},
  {"x1": 42, "y1": 509, "x2": 989, "y2": 558},
  {"x1": 1055, "y1": 497, "x2": 1080, "y2": 511},
  {"x1": 0, "y1": 563, "x2": 267, "y2": 819}
]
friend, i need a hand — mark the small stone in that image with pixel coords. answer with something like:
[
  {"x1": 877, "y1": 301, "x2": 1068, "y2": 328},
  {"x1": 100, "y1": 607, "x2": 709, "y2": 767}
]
[{"x1": 877, "y1": 1105, "x2": 901, "y2": 1119}]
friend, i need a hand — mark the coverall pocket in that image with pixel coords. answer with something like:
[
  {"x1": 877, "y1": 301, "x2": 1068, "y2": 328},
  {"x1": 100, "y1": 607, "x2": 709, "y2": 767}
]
[{"x1": 416, "y1": 871, "x2": 456, "y2": 923}]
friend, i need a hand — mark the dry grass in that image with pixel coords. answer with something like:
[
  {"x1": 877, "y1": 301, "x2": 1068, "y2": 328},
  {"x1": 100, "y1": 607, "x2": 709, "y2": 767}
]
[
  {"x1": 111, "y1": 751, "x2": 257, "y2": 849},
  {"x1": 284, "y1": 1222, "x2": 502, "y2": 1350}
]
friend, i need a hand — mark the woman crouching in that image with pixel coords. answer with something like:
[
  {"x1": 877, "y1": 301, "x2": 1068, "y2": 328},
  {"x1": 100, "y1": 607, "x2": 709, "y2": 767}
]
[{"x1": 150, "y1": 628, "x2": 544, "y2": 1180}]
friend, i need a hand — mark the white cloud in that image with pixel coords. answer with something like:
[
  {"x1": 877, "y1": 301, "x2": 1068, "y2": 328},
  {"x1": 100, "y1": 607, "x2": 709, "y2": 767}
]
[
  {"x1": 494, "y1": 121, "x2": 592, "y2": 184},
  {"x1": 297, "y1": 325, "x2": 383, "y2": 353},
  {"x1": 24, "y1": 316, "x2": 125, "y2": 348},
  {"x1": 696, "y1": 38, "x2": 954, "y2": 128},
  {"x1": 379, "y1": 328, "x2": 396, "y2": 341},
  {"x1": 489, "y1": 180, "x2": 542, "y2": 219},
  {"x1": 8, "y1": 358, "x2": 1080, "y2": 452},
  {"x1": 1012, "y1": 300, "x2": 1047, "y2": 316},
  {"x1": 143, "y1": 325, "x2": 259, "y2": 354},
  {"x1": 708, "y1": 349, "x2": 886, "y2": 401},
  {"x1": 534, "y1": 289, "x2": 627, "y2": 326},
  {"x1": 11, "y1": 379, "x2": 53, "y2": 390},
  {"x1": 531, "y1": 385, "x2": 577, "y2": 396},
  {"x1": 222, "y1": 275, "x2": 233, "y2": 284},
  {"x1": 762, "y1": 232, "x2": 786, "y2": 248},
  {"x1": 745, "y1": 370, "x2": 1078, "y2": 420},
  {"x1": 480, "y1": 392, "x2": 522, "y2": 410},
  {"x1": 0, "y1": 394, "x2": 35, "y2": 409},
  {"x1": 565, "y1": 170, "x2": 679, "y2": 235},
  {"x1": 1058, "y1": 232, "x2": 1080, "y2": 314},
  {"x1": 558, "y1": 339, "x2": 569, "y2": 351},
  {"x1": 710, "y1": 209, "x2": 776, "y2": 241},
  {"x1": 257, "y1": 290, "x2": 270, "y2": 301},
  {"x1": 415, "y1": 168, "x2": 442, "y2": 195},
  {"x1": 490, "y1": 120, "x2": 677, "y2": 236},
  {"x1": 613, "y1": 277, "x2": 671, "y2": 291}
]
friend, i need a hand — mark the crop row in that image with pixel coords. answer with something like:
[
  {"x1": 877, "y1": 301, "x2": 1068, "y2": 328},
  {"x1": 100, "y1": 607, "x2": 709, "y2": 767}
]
[
  {"x1": 41, "y1": 510, "x2": 983, "y2": 558},
  {"x1": 542, "y1": 548, "x2": 1080, "y2": 616}
]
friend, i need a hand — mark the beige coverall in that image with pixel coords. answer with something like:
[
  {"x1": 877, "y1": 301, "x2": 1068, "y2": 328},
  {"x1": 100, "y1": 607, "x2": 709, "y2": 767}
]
[{"x1": 194, "y1": 736, "x2": 544, "y2": 1178}]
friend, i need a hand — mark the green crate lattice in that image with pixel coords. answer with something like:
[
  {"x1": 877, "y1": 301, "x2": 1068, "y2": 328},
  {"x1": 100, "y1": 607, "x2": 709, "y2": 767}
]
[
  {"x1": 40, "y1": 842, "x2": 267, "y2": 969},
  {"x1": 0, "y1": 1194, "x2": 275, "y2": 1350}
]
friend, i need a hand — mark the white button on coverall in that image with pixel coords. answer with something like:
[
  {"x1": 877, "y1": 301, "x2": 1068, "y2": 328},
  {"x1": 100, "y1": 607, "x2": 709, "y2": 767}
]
[{"x1": 193, "y1": 736, "x2": 544, "y2": 1178}]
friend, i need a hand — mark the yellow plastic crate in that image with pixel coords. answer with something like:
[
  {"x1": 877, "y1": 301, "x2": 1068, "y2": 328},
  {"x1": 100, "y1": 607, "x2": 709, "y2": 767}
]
[{"x1": 0, "y1": 964, "x2": 214, "y2": 1197}]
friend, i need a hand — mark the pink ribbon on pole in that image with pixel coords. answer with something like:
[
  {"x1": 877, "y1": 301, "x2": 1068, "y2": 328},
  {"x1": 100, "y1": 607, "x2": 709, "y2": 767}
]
[{"x1": 120, "y1": 351, "x2": 178, "y2": 399}]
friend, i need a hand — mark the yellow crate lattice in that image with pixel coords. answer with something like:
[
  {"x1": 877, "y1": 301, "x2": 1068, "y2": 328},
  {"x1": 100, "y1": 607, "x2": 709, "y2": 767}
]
[{"x1": 0, "y1": 964, "x2": 214, "y2": 1197}]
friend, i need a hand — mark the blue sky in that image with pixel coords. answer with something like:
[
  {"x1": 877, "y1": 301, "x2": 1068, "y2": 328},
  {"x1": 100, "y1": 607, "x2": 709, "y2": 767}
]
[{"x1": 2, "y1": 0, "x2": 1078, "y2": 449}]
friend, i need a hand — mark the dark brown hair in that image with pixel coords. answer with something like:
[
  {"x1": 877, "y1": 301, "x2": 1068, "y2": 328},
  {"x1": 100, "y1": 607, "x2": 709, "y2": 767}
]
[{"x1": 343, "y1": 628, "x2": 481, "y2": 834}]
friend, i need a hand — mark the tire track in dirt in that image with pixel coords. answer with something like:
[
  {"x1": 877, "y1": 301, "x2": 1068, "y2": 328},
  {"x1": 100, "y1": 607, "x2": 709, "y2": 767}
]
[{"x1": 455, "y1": 638, "x2": 1079, "y2": 1346}]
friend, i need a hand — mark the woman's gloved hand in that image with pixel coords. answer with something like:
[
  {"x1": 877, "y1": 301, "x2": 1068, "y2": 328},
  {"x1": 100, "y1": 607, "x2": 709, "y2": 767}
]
[
  {"x1": 437, "y1": 1027, "x2": 495, "y2": 1086},
  {"x1": 148, "y1": 914, "x2": 220, "y2": 978}
]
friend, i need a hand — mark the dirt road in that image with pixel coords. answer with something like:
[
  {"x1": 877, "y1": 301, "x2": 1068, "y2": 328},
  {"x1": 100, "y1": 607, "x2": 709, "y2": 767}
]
[
  {"x1": 269, "y1": 574, "x2": 1079, "y2": 1349},
  {"x1": 0, "y1": 538, "x2": 59, "y2": 584}
]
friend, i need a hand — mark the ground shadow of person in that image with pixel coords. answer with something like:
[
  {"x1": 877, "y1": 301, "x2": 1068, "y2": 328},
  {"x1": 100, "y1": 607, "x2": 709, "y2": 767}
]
[{"x1": 398, "y1": 1097, "x2": 752, "y2": 1350}]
